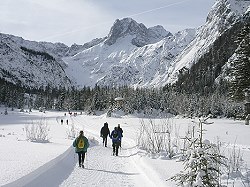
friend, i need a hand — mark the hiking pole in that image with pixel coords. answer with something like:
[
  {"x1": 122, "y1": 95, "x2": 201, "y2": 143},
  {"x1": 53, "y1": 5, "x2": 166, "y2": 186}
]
[{"x1": 85, "y1": 152, "x2": 88, "y2": 168}]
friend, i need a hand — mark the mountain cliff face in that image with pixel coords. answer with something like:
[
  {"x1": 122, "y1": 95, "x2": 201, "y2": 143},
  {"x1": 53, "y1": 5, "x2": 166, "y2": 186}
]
[
  {"x1": 105, "y1": 18, "x2": 172, "y2": 47},
  {"x1": 0, "y1": 0, "x2": 249, "y2": 90}
]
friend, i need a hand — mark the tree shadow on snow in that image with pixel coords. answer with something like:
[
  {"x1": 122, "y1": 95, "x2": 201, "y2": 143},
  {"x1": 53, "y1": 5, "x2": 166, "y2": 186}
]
[
  {"x1": 118, "y1": 151, "x2": 142, "y2": 158},
  {"x1": 84, "y1": 168, "x2": 139, "y2": 176},
  {"x1": 121, "y1": 145, "x2": 138, "y2": 150}
]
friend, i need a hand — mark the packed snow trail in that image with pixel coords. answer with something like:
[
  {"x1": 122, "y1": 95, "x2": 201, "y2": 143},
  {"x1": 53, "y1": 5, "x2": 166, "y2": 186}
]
[
  {"x1": 2, "y1": 113, "x2": 167, "y2": 187},
  {"x1": 60, "y1": 146, "x2": 141, "y2": 187},
  {"x1": 60, "y1": 114, "x2": 166, "y2": 187},
  {"x1": 2, "y1": 110, "x2": 249, "y2": 187},
  {"x1": 60, "y1": 141, "x2": 166, "y2": 187}
]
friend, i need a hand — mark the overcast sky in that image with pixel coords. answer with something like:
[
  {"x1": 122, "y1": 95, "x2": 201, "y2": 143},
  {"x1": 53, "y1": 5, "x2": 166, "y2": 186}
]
[{"x1": 0, "y1": 0, "x2": 216, "y2": 46}]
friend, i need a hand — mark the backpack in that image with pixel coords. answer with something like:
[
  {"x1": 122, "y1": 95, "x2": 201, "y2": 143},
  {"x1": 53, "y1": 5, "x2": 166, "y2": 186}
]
[
  {"x1": 78, "y1": 138, "x2": 85, "y2": 149},
  {"x1": 113, "y1": 131, "x2": 118, "y2": 139}
]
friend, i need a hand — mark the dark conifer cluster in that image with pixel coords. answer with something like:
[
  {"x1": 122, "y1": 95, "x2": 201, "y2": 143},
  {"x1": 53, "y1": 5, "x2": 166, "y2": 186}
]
[{"x1": 0, "y1": 78, "x2": 244, "y2": 118}]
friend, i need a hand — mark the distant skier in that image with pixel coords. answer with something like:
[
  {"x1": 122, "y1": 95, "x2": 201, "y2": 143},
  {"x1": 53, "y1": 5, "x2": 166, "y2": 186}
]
[
  {"x1": 100, "y1": 122, "x2": 110, "y2": 147},
  {"x1": 66, "y1": 119, "x2": 69, "y2": 125},
  {"x1": 73, "y1": 130, "x2": 89, "y2": 168},
  {"x1": 61, "y1": 119, "x2": 63, "y2": 125},
  {"x1": 117, "y1": 124, "x2": 123, "y2": 148},
  {"x1": 110, "y1": 127, "x2": 122, "y2": 156}
]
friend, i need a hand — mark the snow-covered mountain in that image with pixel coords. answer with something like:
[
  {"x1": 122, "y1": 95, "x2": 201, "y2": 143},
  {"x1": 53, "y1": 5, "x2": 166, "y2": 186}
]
[
  {"x1": 104, "y1": 18, "x2": 172, "y2": 47},
  {"x1": 0, "y1": 0, "x2": 249, "y2": 89},
  {"x1": 64, "y1": 18, "x2": 195, "y2": 88},
  {"x1": 0, "y1": 33, "x2": 107, "y2": 88},
  {"x1": 166, "y1": 0, "x2": 250, "y2": 84},
  {"x1": 171, "y1": 0, "x2": 250, "y2": 93},
  {"x1": 0, "y1": 33, "x2": 71, "y2": 88},
  {"x1": 64, "y1": 0, "x2": 250, "y2": 88}
]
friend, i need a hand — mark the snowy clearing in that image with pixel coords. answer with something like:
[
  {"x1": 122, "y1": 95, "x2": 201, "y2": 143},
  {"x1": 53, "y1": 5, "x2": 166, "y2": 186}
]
[{"x1": 0, "y1": 107, "x2": 249, "y2": 187}]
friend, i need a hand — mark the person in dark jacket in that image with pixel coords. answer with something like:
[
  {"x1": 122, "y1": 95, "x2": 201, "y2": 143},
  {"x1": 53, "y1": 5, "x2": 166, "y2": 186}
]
[
  {"x1": 117, "y1": 124, "x2": 123, "y2": 148},
  {"x1": 73, "y1": 130, "x2": 89, "y2": 168},
  {"x1": 100, "y1": 122, "x2": 110, "y2": 147},
  {"x1": 110, "y1": 127, "x2": 122, "y2": 156}
]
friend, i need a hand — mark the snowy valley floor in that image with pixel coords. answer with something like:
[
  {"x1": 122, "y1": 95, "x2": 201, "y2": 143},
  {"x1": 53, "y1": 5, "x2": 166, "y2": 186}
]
[{"x1": 0, "y1": 108, "x2": 250, "y2": 187}]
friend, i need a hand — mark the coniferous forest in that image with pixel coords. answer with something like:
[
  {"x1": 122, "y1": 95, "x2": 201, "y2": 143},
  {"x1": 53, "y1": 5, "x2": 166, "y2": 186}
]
[{"x1": 0, "y1": 75, "x2": 244, "y2": 119}]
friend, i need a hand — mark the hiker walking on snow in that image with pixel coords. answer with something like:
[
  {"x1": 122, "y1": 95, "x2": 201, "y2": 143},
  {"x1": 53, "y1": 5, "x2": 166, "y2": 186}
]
[
  {"x1": 117, "y1": 124, "x2": 123, "y2": 148},
  {"x1": 110, "y1": 127, "x2": 122, "y2": 156},
  {"x1": 73, "y1": 130, "x2": 89, "y2": 168},
  {"x1": 100, "y1": 122, "x2": 110, "y2": 147}
]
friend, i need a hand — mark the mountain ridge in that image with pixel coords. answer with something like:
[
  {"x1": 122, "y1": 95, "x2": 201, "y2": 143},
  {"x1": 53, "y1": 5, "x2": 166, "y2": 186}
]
[{"x1": 0, "y1": 0, "x2": 249, "y2": 90}]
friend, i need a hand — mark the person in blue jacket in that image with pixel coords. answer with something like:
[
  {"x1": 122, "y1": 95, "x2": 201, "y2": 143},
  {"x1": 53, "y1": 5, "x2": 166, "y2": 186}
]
[
  {"x1": 110, "y1": 127, "x2": 122, "y2": 156},
  {"x1": 117, "y1": 124, "x2": 123, "y2": 148},
  {"x1": 73, "y1": 130, "x2": 89, "y2": 168}
]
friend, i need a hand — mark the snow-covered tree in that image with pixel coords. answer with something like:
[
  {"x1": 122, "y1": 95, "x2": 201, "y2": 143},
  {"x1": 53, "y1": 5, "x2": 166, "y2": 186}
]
[{"x1": 170, "y1": 117, "x2": 227, "y2": 187}]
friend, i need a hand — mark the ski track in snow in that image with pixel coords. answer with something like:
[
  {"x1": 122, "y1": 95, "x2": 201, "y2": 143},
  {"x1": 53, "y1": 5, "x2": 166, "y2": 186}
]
[
  {"x1": 60, "y1": 115, "x2": 156, "y2": 187},
  {"x1": 3, "y1": 114, "x2": 159, "y2": 187},
  {"x1": 3, "y1": 112, "x2": 249, "y2": 187},
  {"x1": 60, "y1": 146, "x2": 136, "y2": 187}
]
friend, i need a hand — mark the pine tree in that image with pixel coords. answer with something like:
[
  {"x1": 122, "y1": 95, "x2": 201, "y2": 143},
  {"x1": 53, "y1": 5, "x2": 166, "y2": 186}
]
[
  {"x1": 230, "y1": 23, "x2": 250, "y2": 101},
  {"x1": 169, "y1": 117, "x2": 227, "y2": 187}
]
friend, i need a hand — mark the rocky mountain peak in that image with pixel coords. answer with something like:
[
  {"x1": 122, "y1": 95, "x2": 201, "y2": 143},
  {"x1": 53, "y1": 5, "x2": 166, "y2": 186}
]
[
  {"x1": 104, "y1": 18, "x2": 147, "y2": 46},
  {"x1": 148, "y1": 25, "x2": 172, "y2": 39},
  {"x1": 104, "y1": 18, "x2": 171, "y2": 47}
]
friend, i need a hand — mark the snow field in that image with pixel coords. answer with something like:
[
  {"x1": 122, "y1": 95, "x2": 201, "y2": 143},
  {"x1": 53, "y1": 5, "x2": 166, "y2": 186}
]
[{"x1": 0, "y1": 108, "x2": 250, "y2": 187}]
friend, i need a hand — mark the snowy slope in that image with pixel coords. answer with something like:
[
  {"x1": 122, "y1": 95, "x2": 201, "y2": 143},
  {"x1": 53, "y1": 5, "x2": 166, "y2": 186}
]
[
  {"x1": 0, "y1": 33, "x2": 72, "y2": 88},
  {"x1": 1, "y1": 0, "x2": 249, "y2": 89},
  {"x1": 0, "y1": 33, "x2": 106, "y2": 88},
  {"x1": 165, "y1": 0, "x2": 250, "y2": 84},
  {"x1": 64, "y1": 18, "x2": 195, "y2": 88},
  {"x1": 0, "y1": 108, "x2": 250, "y2": 187},
  {"x1": 64, "y1": 0, "x2": 250, "y2": 88}
]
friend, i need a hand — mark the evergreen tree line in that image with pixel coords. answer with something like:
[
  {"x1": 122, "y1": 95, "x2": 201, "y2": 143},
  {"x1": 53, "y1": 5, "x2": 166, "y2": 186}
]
[
  {"x1": 0, "y1": 78, "x2": 244, "y2": 118},
  {"x1": 20, "y1": 46, "x2": 55, "y2": 61}
]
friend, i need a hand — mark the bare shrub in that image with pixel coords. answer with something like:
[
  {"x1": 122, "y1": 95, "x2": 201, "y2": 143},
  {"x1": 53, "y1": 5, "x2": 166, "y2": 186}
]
[
  {"x1": 137, "y1": 118, "x2": 179, "y2": 158},
  {"x1": 66, "y1": 123, "x2": 77, "y2": 139},
  {"x1": 223, "y1": 142, "x2": 248, "y2": 186},
  {"x1": 228, "y1": 145, "x2": 244, "y2": 177},
  {"x1": 25, "y1": 118, "x2": 50, "y2": 142}
]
